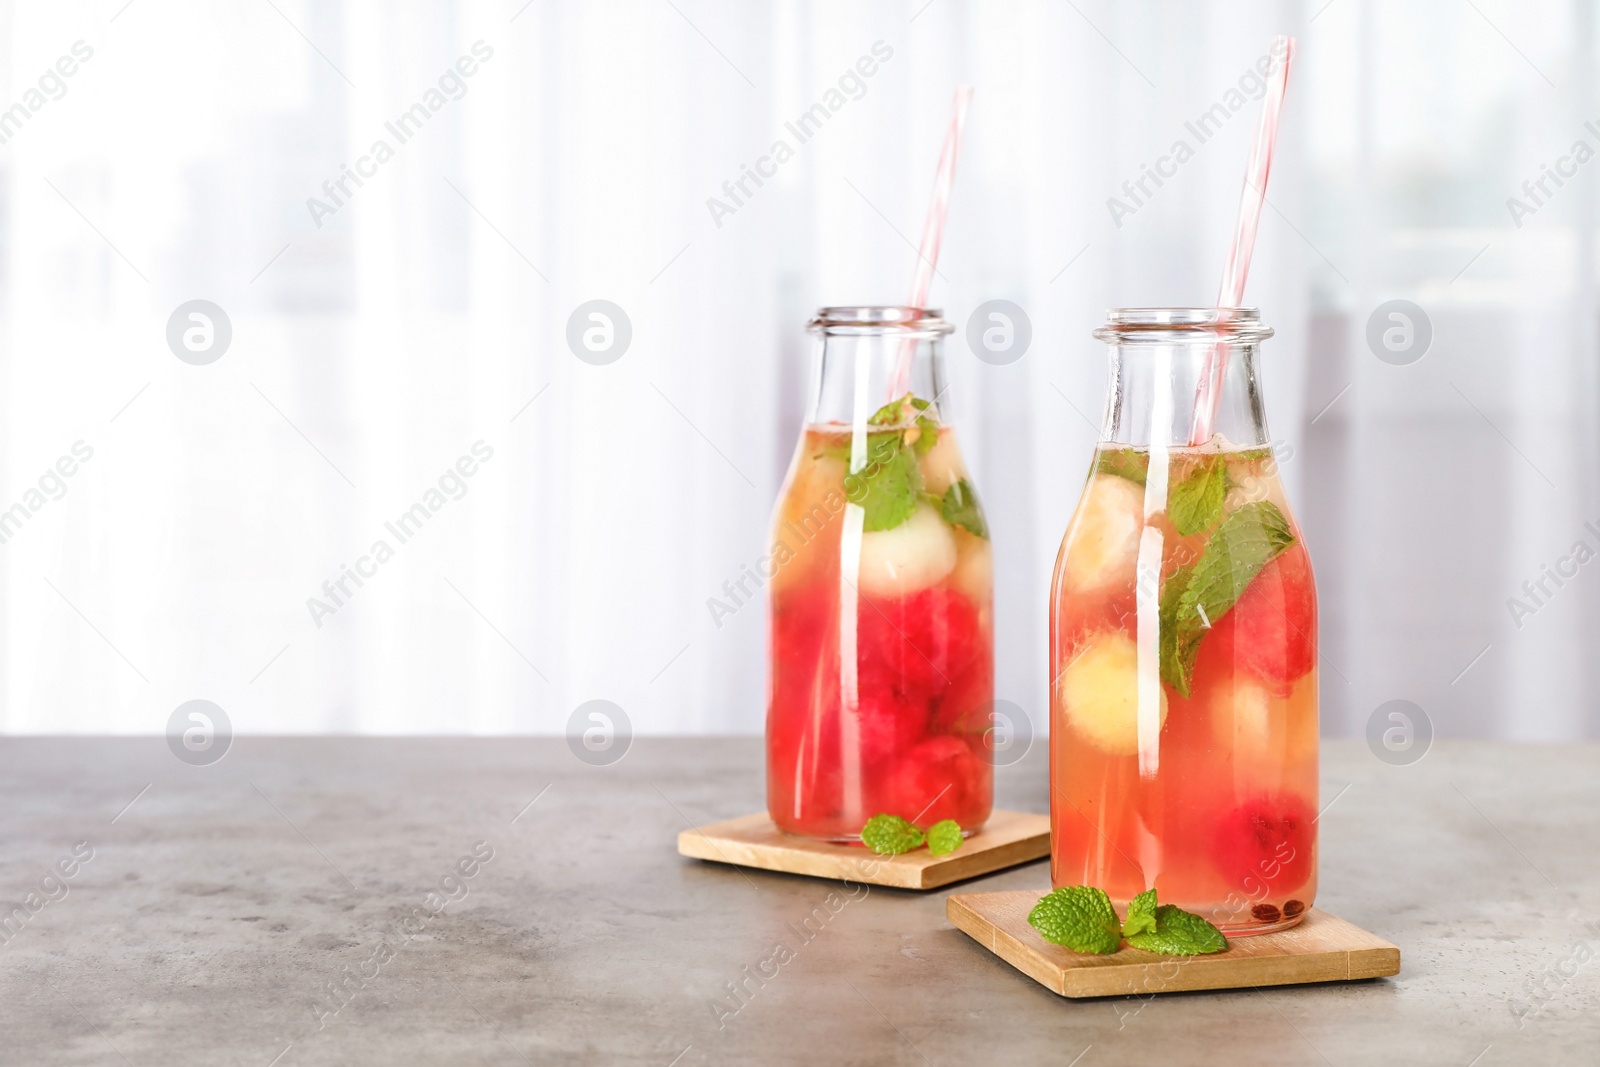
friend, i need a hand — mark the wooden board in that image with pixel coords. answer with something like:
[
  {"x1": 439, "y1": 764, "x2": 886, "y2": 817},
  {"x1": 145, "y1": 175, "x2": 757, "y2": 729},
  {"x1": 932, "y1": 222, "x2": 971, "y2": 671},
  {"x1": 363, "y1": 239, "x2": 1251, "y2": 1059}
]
[
  {"x1": 676, "y1": 810, "x2": 1049, "y2": 890},
  {"x1": 947, "y1": 890, "x2": 1400, "y2": 997}
]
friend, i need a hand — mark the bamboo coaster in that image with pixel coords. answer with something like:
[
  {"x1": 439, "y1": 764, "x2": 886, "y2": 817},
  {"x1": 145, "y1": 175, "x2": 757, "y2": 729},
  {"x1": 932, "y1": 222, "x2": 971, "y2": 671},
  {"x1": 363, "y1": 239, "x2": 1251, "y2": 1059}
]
[
  {"x1": 676, "y1": 810, "x2": 1049, "y2": 890},
  {"x1": 947, "y1": 890, "x2": 1400, "y2": 997}
]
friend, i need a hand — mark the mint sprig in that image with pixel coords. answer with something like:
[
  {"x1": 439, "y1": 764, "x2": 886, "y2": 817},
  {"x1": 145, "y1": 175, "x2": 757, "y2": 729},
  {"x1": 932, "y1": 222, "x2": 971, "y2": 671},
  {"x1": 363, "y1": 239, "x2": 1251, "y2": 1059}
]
[
  {"x1": 860, "y1": 813, "x2": 963, "y2": 857},
  {"x1": 844, "y1": 434, "x2": 923, "y2": 532},
  {"x1": 906, "y1": 397, "x2": 941, "y2": 457},
  {"x1": 1124, "y1": 904, "x2": 1229, "y2": 955},
  {"x1": 860, "y1": 814, "x2": 925, "y2": 854},
  {"x1": 1027, "y1": 886, "x2": 1123, "y2": 954},
  {"x1": 940, "y1": 479, "x2": 988, "y2": 539},
  {"x1": 1167, "y1": 455, "x2": 1227, "y2": 536},
  {"x1": 842, "y1": 395, "x2": 986, "y2": 537},
  {"x1": 1122, "y1": 888, "x2": 1158, "y2": 939},
  {"x1": 1027, "y1": 885, "x2": 1228, "y2": 956},
  {"x1": 867, "y1": 394, "x2": 918, "y2": 427},
  {"x1": 1159, "y1": 500, "x2": 1295, "y2": 696},
  {"x1": 926, "y1": 819, "x2": 963, "y2": 856},
  {"x1": 842, "y1": 395, "x2": 945, "y2": 532}
]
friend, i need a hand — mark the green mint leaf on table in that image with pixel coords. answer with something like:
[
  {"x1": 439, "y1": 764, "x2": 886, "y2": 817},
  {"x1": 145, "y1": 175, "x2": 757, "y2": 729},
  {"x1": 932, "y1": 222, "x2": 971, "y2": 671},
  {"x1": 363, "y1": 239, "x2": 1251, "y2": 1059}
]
[
  {"x1": 1122, "y1": 888, "x2": 1158, "y2": 939},
  {"x1": 1167, "y1": 455, "x2": 1227, "y2": 536},
  {"x1": 1158, "y1": 501, "x2": 1295, "y2": 696},
  {"x1": 1027, "y1": 886, "x2": 1123, "y2": 954},
  {"x1": 845, "y1": 434, "x2": 923, "y2": 532},
  {"x1": 861, "y1": 814, "x2": 926, "y2": 855},
  {"x1": 940, "y1": 479, "x2": 988, "y2": 539},
  {"x1": 1094, "y1": 448, "x2": 1149, "y2": 487},
  {"x1": 925, "y1": 819, "x2": 963, "y2": 856},
  {"x1": 1124, "y1": 903, "x2": 1228, "y2": 955}
]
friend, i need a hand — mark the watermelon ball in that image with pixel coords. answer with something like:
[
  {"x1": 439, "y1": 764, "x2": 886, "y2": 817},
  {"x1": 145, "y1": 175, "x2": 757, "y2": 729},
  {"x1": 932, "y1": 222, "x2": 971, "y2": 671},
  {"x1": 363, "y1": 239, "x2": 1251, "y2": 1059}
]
[
  {"x1": 1228, "y1": 543, "x2": 1316, "y2": 690},
  {"x1": 770, "y1": 582, "x2": 833, "y2": 676},
  {"x1": 1210, "y1": 793, "x2": 1316, "y2": 896},
  {"x1": 850, "y1": 690, "x2": 929, "y2": 766},
  {"x1": 858, "y1": 586, "x2": 982, "y2": 702},
  {"x1": 878, "y1": 736, "x2": 982, "y2": 825},
  {"x1": 931, "y1": 654, "x2": 993, "y2": 737}
]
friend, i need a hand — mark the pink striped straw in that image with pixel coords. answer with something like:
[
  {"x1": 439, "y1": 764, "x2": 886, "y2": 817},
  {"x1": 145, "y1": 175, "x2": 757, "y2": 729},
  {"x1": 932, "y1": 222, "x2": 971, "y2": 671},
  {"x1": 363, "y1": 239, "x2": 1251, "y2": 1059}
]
[
  {"x1": 1190, "y1": 36, "x2": 1296, "y2": 446},
  {"x1": 887, "y1": 85, "x2": 973, "y2": 401}
]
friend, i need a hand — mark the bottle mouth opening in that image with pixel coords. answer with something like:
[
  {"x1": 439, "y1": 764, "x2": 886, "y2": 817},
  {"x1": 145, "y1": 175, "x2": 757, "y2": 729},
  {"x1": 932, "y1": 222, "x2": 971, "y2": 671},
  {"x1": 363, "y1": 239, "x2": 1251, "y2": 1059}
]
[
  {"x1": 1095, "y1": 307, "x2": 1273, "y2": 344},
  {"x1": 810, "y1": 306, "x2": 954, "y2": 336}
]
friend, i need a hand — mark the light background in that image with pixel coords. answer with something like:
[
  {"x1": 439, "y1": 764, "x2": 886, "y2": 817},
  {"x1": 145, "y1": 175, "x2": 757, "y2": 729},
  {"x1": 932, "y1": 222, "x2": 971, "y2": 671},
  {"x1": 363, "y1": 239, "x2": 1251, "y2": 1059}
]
[{"x1": 0, "y1": 0, "x2": 1594, "y2": 741}]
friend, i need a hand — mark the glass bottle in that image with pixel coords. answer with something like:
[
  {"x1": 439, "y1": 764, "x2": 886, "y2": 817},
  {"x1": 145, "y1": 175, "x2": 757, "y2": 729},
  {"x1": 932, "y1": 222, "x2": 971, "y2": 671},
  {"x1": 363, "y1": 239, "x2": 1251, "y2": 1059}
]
[
  {"x1": 1049, "y1": 308, "x2": 1317, "y2": 933},
  {"x1": 767, "y1": 307, "x2": 993, "y2": 842}
]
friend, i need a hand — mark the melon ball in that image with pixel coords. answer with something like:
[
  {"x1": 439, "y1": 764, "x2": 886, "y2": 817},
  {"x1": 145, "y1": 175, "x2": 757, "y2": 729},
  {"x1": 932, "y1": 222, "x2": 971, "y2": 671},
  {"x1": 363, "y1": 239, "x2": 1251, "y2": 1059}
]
[
  {"x1": 779, "y1": 450, "x2": 847, "y2": 530},
  {"x1": 949, "y1": 529, "x2": 993, "y2": 606},
  {"x1": 855, "y1": 503, "x2": 957, "y2": 597},
  {"x1": 1063, "y1": 474, "x2": 1144, "y2": 593},
  {"x1": 1210, "y1": 671, "x2": 1319, "y2": 781},
  {"x1": 1056, "y1": 630, "x2": 1167, "y2": 756},
  {"x1": 919, "y1": 429, "x2": 968, "y2": 495}
]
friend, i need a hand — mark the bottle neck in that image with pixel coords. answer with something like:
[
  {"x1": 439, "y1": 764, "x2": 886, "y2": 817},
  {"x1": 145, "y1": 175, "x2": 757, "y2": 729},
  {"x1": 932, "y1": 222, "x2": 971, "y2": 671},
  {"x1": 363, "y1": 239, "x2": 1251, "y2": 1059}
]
[
  {"x1": 807, "y1": 309, "x2": 952, "y2": 425},
  {"x1": 1101, "y1": 340, "x2": 1270, "y2": 448}
]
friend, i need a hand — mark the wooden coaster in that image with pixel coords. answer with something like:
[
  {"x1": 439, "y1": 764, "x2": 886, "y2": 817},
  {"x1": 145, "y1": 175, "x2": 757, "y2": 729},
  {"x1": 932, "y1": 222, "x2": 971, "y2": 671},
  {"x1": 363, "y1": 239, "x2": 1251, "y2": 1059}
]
[
  {"x1": 947, "y1": 890, "x2": 1400, "y2": 997},
  {"x1": 676, "y1": 810, "x2": 1049, "y2": 890}
]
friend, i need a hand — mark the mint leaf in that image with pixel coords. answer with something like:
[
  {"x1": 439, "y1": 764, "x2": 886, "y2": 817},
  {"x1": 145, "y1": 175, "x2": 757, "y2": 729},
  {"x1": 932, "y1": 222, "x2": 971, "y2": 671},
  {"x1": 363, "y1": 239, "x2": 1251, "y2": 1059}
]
[
  {"x1": 1229, "y1": 446, "x2": 1273, "y2": 472},
  {"x1": 1124, "y1": 904, "x2": 1228, "y2": 955},
  {"x1": 838, "y1": 395, "x2": 945, "y2": 531},
  {"x1": 940, "y1": 478, "x2": 988, "y2": 539},
  {"x1": 867, "y1": 394, "x2": 941, "y2": 455},
  {"x1": 861, "y1": 814, "x2": 925, "y2": 855},
  {"x1": 926, "y1": 819, "x2": 963, "y2": 856},
  {"x1": 1167, "y1": 455, "x2": 1227, "y2": 536},
  {"x1": 1158, "y1": 562, "x2": 1199, "y2": 695},
  {"x1": 868, "y1": 395, "x2": 914, "y2": 427},
  {"x1": 1094, "y1": 448, "x2": 1149, "y2": 487},
  {"x1": 1027, "y1": 886, "x2": 1122, "y2": 954},
  {"x1": 1123, "y1": 888, "x2": 1158, "y2": 939},
  {"x1": 1159, "y1": 501, "x2": 1295, "y2": 696},
  {"x1": 844, "y1": 434, "x2": 923, "y2": 532}
]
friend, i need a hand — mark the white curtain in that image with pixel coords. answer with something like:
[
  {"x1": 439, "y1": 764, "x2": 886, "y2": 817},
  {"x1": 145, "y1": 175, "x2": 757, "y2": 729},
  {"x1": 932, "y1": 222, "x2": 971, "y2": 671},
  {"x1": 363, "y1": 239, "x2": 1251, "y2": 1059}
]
[{"x1": 0, "y1": 0, "x2": 1593, "y2": 741}]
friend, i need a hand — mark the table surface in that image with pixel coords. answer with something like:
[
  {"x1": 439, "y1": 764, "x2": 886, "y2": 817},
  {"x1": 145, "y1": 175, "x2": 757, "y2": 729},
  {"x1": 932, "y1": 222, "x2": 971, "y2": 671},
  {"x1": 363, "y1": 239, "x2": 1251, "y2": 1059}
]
[{"x1": 1, "y1": 737, "x2": 1596, "y2": 1066}]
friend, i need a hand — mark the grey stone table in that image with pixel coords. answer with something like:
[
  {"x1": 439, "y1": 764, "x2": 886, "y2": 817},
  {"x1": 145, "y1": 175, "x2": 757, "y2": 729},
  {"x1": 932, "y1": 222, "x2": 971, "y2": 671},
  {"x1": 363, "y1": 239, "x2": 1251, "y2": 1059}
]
[{"x1": 1, "y1": 738, "x2": 1597, "y2": 1066}]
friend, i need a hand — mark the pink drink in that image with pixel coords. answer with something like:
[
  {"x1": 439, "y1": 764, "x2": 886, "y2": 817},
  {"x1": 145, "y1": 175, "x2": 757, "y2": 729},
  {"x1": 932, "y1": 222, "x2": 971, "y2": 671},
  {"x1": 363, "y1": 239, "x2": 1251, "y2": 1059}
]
[
  {"x1": 1049, "y1": 309, "x2": 1318, "y2": 933},
  {"x1": 767, "y1": 309, "x2": 994, "y2": 841}
]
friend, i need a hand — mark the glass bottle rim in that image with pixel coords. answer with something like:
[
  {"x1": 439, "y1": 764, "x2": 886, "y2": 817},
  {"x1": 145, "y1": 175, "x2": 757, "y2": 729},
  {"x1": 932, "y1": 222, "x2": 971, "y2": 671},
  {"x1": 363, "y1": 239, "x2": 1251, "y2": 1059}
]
[
  {"x1": 808, "y1": 306, "x2": 954, "y2": 337},
  {"x1": 1093, "y1": 307, "x2": 1273, "y2": 344}
]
